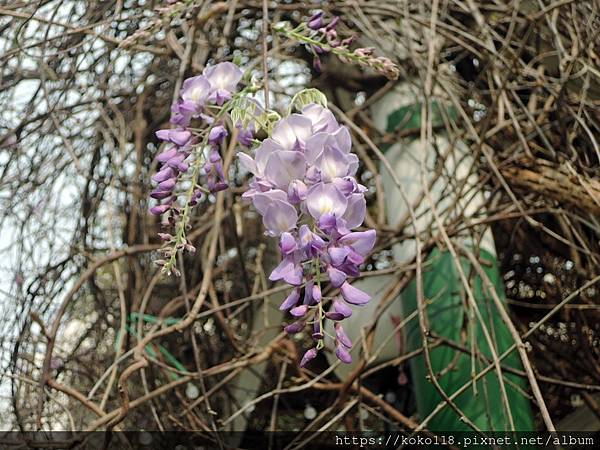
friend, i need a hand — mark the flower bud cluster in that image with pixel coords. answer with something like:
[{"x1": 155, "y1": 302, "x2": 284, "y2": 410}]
[{"x1": 274, "y1": 12, "x2": 400, "y2": 80}]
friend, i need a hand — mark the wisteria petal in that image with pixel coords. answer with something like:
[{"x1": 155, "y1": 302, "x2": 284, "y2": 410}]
[
  {"x1": 158, "y1": 178, "x2": 177, "y2": 191},
  {"x1": 347, "y1": 249, "x2": 364, "y2": 265},
  {"x1": 298, "y1": 225, "x2": 325, "y2": 257},
  {"x1": 149, "y1": 204, "x2": 171, "y2": 215},
  {"x1": 280, "y1": 232, "x2": 297, "y2": 254},
  {"x1": 156, "y1": 147, "x2": 178, "y2": 163},
  {"x1": 252, "y1": 189, "x2": 288, "y2": 215},
  {"x1": 166, "y1": 152, "x2": 187, "y2": 169},
  {"x1": 330, "y1": 126, "x2": 352, "y2": 154},
  {"x1": 328, "y1": 246, "x2": 350, "y2": 266},
  {"x1": 181, "y1": 75, "x2": 210, "y2": 105},
  {"x1": 157, "y1": 128, "x2": 191, "y2": 146},
  {"x1": 303, "y1": 279, "x2": 314, "y2": 305},
  {"x1": 318, "y1": 213, "x2": 337, "y2": 231},
  {"x1": 152, "y1": 167, "x2": 176, "y2": 183},
  {"x1": 237, "y1": 152, "x2": 257, "y2": 174},
  {"x1": 327, "y1": 266, "x2": 347, "y2": 287},
  {"x1": 339, "y1": 229, "x2": 377, "y2": 256},
  {"x1": 285, "y1": 321, "x2": 305, "y2": 334},
  {"x1": 347, "y1": 153, "x2": 359, "y2": 176},
  {"x1": 307, "y1": 12, "x2": 324, "y2": 30},
  {"x1": 269, "y1": 256, "x2": 295, "y2": 281},
  {"x1": 208, "y1": 125, "x2": 228, "y2": 145},
  {"x1": 340, "y1": 282, "x2": 370, "y2": 305},
  {"x1": 264, "y1": 151, "x2": 307, "y2": 190},
  {"x1": 279, "y1": 289, "x2": 301, "y2": 310},
  {"x1": 302, "y1": 103, "x2": 339, "y2": 132},
  {"x1": 255, "y1": 138, "x2": 284, "y2": 175},
  {"x1": 237, "y1": 127, "x2": 254, "y2": 147},
  {"x1": 304, "y1": 132, "x2": 329, "y2": 164},
  {"x1": 339, "y1": 261, "x2": 360, "y2": 278},
  {"x1": 290, "y1": 304, "x2": 309, "y2": 317},
  {"x1": 316, "y1": 146, "x2": 350, "y2": 182},
  {"x1": 203, "y1": 62, "x2": 243, "y2": 94},
  {"x1": 342, "y1": 193, "x2": 366, "y2": 229},
  {"x1": 332, "y1": 297, "x2": 353, "y2": 318},
  {"x1": 150, "y1": 190, "x2": 172, "y2": 199},
  {"x1": 312, "y1": 284, "x2": 322, "y2": 302},
  {"x1": 209, "y1": 89, "x2": 231, "y2": 106},
  {"x1": 263, "y1": 200, "x2": 298, "y2": 236},
  {"x1": 332, "y1": 177, "x2": 355, "y2": 196},
  {"x1": 288, "y1": 179, "x2": 308, "y2": 203},
  {"x1": 335, "y1": 343, "x2": 352, "y2": 364},
  {"x1": 283, "y1": 265, "x2": 304, "y2": 286},
  {"x1": 325, "y1": 311, "x2": 345, "y2": 321}
]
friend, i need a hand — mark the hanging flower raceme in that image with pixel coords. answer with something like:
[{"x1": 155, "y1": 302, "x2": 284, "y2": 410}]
[
  {"x1": 239, "y1": 102, "x2": 376, "y2": 366},
  {"x1": 149, "y1": 62, "x2": 245, "y2": 274},
  {"x1": 149, "y1": 57, "x2": 376, "y2": 368},
  {"x1": 150, "y1": 62, "x2": 243, "y2": 215}
]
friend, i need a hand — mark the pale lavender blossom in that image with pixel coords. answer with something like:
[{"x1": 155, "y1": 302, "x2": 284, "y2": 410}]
[
  {"x1": 237, "y1": 128, "x2": 254, "y2": 147},
  {"x1": 340, "y1": 282, "x2": 370, "y2": 305},
  {"x1": 335, "y1": 322, "x2": 352, "y2": 348},
  {"x1": 203, "y1": 62, "x2": 243, "y2": 105},
  {"x1": 301, "y1": 104, "x2": 339, "y2": 133},
  {"x1": 149, "y1": 204, "x2": 171, "y2": 215},
  {"x1": 335, "y1": 343, "x2": 352, "y2": 364},
  {"x1": 262, "y1": 199, "x2": 298, "y2": 236},
  {"x1": 204, "y1": 148, "x2": 228, "y2": 193},
  {"x1": 306, "y1": 183, "x2": 348, "y2": 223},
  {"x1": 270, "y1": 114, "x2": 313, "y2": 151}
]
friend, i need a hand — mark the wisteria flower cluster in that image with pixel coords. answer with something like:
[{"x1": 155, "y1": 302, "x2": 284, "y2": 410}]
[
  {"x1": 238, "y1": 104, "x2": 376, "y2": 366},
  {"x1": 150, "y1": 62, "x2": 246, "y2": 273},
  {"x1": 275, "y1": 12, "x2": 400, "y2": 80},
  {"x1": 150, "y1": 55, "x2": 377, "y2": 367}
]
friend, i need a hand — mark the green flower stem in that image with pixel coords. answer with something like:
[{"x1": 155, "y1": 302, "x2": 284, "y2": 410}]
[{"x1": 277, "y1": 27, "x2": 373, "y2": 67}]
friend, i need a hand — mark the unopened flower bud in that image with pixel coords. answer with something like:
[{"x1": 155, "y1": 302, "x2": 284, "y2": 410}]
[
  {"x1": 290, "y1": 304, "x2": 309, "y2": 317},
  {"x1": 285, "y1": 321, "x2": 305, "y2": 334},
  {"x1": 335, "y1": 343, "x2": 352, "y2": 364},
  {"x1": 307, "y1": 11, "x2": 323, "y2": 30},
  {"x1": 300, "y1": 347, "x2": 318, "y2": 367}
]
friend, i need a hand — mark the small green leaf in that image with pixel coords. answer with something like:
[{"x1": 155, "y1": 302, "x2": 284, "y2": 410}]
[{"x1": 289, "y1": 88, "x2": 328, "y2": 112}]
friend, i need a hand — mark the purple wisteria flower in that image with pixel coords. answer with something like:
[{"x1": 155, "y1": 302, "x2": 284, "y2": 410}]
[
  {"x1": 150, "y1": 62, "x2": 244, "y2": 217},
  {"x1": 239, "y1": 102, "x2": 376, "y2": 366}
]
